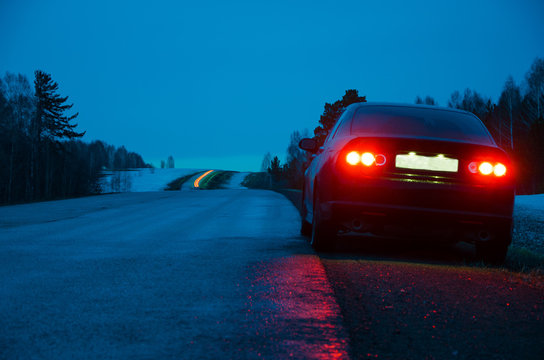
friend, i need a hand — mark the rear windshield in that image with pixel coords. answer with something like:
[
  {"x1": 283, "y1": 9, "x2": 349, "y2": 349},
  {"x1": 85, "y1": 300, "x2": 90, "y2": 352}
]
[{"x1": 350, "y1": 106, "x2": 494, "y2": 145}]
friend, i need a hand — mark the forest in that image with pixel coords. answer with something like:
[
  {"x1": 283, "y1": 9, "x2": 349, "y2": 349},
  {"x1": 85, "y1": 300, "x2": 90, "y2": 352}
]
[
  {"x1": 0, "y1": 71, "x2": 148, "y2": 204},
  {"x1": 267, "y1": 58, "x2": 544, "y2": 195},
  {"x1": 2, "y1": 59, "x2": 543, "y2": 205}
]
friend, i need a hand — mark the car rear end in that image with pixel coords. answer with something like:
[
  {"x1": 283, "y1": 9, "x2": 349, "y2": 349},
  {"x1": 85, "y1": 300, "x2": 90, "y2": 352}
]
[{"x1": 317, "y1": 104, "x2": 515, "y2": 251}]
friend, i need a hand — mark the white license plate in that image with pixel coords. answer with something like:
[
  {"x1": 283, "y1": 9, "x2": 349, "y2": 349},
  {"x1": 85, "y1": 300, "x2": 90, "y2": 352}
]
[{"x1": 395, "y1": 153, "x2": 458, "y2": 172}]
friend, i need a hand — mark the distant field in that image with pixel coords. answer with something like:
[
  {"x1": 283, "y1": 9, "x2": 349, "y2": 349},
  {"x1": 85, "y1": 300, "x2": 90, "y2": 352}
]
[{"x1": 99, "y1": 168, "x2": 203, "y2": 192}]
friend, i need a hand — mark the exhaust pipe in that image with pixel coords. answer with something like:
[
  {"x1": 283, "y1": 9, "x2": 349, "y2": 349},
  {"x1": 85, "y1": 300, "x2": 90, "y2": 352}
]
[
  {"x1": 352, "y1": 219, "x2": 364, "y2": 231},
  {"x1": 478, "y1": 230, "x2": 490, "y2": 242}
]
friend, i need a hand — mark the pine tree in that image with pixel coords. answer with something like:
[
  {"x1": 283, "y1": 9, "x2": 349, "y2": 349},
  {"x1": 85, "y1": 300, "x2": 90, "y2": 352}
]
[
  {"x1": 34, "y1": 70, "x2": 84, "y2": 141},
  {"x1": 32, "y1": 70, "x2": 84, "y2": 199},
  {"x1": 313, "y1": 89, "x2": 366, "y2": 146},
  {"x1": 268, "y1": 156, "x2": 282, "y2": 184}
]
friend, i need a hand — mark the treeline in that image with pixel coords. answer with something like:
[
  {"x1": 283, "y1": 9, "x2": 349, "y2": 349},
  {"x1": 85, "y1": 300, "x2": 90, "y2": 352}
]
[
  {"x1": 442, "y1": 58, "x2": 544, "y2": 194},
  {"x1": 0, "y1": 71, "x2": 148, "y2": 204},
  {"x1": 264, "y1": 58, "x2": 544, "y2": 194},
  {"x1": 260, "y1": 89, "x2": 368, "y2": 189}
]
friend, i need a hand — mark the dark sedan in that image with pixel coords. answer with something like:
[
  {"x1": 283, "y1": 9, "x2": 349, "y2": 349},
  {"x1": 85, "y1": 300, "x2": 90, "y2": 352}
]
[{"x1": 299, "y1": 103, "x2": 515, "y2": 264}]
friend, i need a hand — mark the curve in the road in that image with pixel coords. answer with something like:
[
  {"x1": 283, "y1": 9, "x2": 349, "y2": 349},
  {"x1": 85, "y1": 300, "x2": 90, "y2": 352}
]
[
  {"x1": 193, "y1": 170, "x2": 214, "y2": 188},
  {"x1": 180, "y1": 170, "x2": 213, "y2": 191}
]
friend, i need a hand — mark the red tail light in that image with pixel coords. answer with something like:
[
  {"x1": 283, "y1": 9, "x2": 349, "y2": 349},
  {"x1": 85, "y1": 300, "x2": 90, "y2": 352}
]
[
  {"x1": 345, "y1": 151, "x2": 386, "y2": 167},
  {"x1": 346, "y1": 151, "x2": 361, "y2": 165},
  {"x1": 361, "y1": 152, "x2": 376, "y2": 166},
  {"x1": 493, "y1": 163, "x2": 507, "y2": 177},
  {"x1": 468, "y1": 161, "x2": 507, "y2": 177},
  {"x1": 479, "y1": 162, "x2": 493, "y2": 175}
]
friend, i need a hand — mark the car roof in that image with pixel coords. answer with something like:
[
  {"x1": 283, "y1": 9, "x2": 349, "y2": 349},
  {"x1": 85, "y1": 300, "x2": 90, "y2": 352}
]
[{"x1": 346, "y1": 102, "x2": 475, "y2": 116}]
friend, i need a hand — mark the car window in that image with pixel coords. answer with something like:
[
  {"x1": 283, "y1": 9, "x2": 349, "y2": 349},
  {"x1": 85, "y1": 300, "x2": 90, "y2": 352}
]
[
  {"x1": 350, "y1": 106, "x2": 494, "y2": 145},
  {"x1": 324, "y1": 106, "x2": 356, "y2": 144},
  {"x1": 323, "y1": 117, "x2": 342, "y2": 145}
]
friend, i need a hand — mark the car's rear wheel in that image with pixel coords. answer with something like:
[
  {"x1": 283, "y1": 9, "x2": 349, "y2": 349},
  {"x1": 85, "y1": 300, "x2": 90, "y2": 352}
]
[
  {"x1": 311, "y1": 188, "x2": 335, "y2": 251},
  {"x1": 300, "y1": 187, "x2": 312, "y2": 237},
  {"x1": 476, "y1": 240, "x2": 509, "y2": 265},
  {"x1": 475, "y1": 226, "x2": 511, "y2": 265},
  {"x1": 301, "y1": 219, "x2": 312, "y2": 237}
]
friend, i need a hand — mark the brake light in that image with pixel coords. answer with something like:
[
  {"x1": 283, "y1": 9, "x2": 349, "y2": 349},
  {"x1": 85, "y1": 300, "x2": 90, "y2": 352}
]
[
  {"x1": 479, "y1": 162, "x2": 493, "y2": 175},
  {"x1": 493, "y1": 163, "x2": 507, "y2": 177},
  {"x1": 361, "y1": 152, "x2": 375, "y2": 166},
  {"x1": 345, "y1": 151, "x2": 386, "y2": 166},
  {"x1": 468, "y1": 161, "x2": 507, "y2": 177},
  {"x1": 346, "y1": 151, "x2": 360, "y2": 165}
]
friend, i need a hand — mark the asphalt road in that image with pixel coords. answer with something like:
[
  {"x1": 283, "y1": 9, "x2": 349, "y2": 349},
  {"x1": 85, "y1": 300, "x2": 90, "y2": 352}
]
[{"x1": 0, "y1": 190, "x2": 542, "y2": 359}]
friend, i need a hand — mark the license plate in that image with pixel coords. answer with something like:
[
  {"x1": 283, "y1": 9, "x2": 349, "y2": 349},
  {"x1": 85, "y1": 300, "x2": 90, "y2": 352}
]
[{"x1": 395, "y1": 153, "x2": 458, "y2": 172}]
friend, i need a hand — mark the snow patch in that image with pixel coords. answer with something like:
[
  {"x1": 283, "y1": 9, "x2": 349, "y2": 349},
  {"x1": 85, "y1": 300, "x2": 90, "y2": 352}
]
[
  {"x1": 99, "y1": 168, "x2": 202, "y2": 192},
  {"x1": 224, "y1": 172, "x2": 250, "y2": 189},
  {"x1": 515, "y1": 194, "x2": 544, "y2": 212}
]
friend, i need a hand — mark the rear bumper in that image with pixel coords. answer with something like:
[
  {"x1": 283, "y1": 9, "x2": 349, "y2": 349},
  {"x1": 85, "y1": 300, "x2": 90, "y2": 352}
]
[
  {"x1": 315, "y1": 167, "x2": 515, "y2": 243},
  {"x1": 318, "y1": 198, "x2": 513, "y2": 244},
  {"x1": 321, "y1": 200, "x2": 512, "y2": 224}
]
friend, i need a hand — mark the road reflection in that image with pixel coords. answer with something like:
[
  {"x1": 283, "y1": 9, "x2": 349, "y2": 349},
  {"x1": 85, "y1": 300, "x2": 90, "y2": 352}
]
[
  {"x1": 245, "y1": 255, "x2": 350, "y2": 359},
  {"x1": 319, "y1": 257, "x2": 544, "y2": 359}
]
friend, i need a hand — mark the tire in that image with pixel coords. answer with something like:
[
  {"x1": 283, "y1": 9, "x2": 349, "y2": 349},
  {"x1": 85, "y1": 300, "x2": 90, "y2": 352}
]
[
  {"x1": 300, "y1": 188, "x2": 312, "y2": 237},
  {"x1": 301, "y1": 219, "x2": 312, "y2": 237},
  {"x1": 475, "y1": 223, "x2": 512, "y2": 265},
  {"x1": 311, "y1": 188, "x2": 335, "y2": 252},
  {"x1": 476, "y1": 241, "x2": 509, "y2": 265}
]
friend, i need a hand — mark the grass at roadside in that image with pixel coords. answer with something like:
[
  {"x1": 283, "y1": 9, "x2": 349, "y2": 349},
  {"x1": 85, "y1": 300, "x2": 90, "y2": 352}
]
[
  {"x1": 165, "y1": 172, "x2": 200, "y2": 190},
  {"x1": 198, "y1": 171, "x2": 236, "y2": 189},
  {"x1": 505, "y1": 247, "x2": 544, "y2": 274}
]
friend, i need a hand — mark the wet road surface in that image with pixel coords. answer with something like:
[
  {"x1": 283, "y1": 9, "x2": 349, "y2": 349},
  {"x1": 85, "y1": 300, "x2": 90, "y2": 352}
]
[{"x1": 0, "y1": 190, "x2": 542, "y2": 359}]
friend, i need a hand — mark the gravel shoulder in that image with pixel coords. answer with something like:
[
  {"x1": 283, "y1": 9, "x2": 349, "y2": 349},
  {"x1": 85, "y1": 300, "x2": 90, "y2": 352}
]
[{"x1": 322, "y1": 259, "x2": 544, "y2": 360}]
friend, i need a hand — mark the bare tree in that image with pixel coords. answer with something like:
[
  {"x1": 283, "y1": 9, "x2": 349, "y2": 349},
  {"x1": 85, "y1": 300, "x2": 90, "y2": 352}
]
[
  {"x1": 448, "y1": 89, "x2": 490, "y2": 119},
  {"x1": 286, "y1": 129, "x2": 309, "y2": 170},
  {"x1": 525, "y1": 58, "x2": 544, "y2": 121},
  {"x1": 415, "y1": 96, "x2": 437, "y2": 105},
  {"x1": 498, "y1": 76, "x2": 521, "y2": 149},
  {"x1": 260, "y1": 152, "x2": 272, "y2": 172},
  {"x1": 1, "y1": 72, "x2": 34, "y2": 131},
  {"x1": 1, "y1": 73, "x2": 35, "y2": 201},
  {"x1": 448, "y1": 91, "x2": 461, "y2": 109},
  {"x1": 167, "y1": 155, "x2": 175, "y2": 168},
  {"x1": 424, "y1": 96, "x2": 437, "y2": 106}
]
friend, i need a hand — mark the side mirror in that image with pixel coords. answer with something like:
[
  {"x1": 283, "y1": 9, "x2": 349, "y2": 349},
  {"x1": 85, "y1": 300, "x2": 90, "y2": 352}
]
[{"x1": 299, "y1": 138, "x2": 318, "y2": 153}]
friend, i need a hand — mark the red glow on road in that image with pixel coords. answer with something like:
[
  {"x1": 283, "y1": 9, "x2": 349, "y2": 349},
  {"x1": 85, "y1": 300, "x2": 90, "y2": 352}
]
[
  {"x1": 193, "y1": 170, "x2": 214, "y2": 188},
  {"x1": 246, "y1": 255, "x2": 350, "y2": 359},
  {"x1": 320, "y1": 259, "x2": 543, "y2": 358}
]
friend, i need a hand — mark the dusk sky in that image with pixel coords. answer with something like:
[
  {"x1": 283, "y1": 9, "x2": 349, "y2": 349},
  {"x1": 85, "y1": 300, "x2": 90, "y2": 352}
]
[{"x1": 2, "y1": 0, "x2": 543, "y2": 171}]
